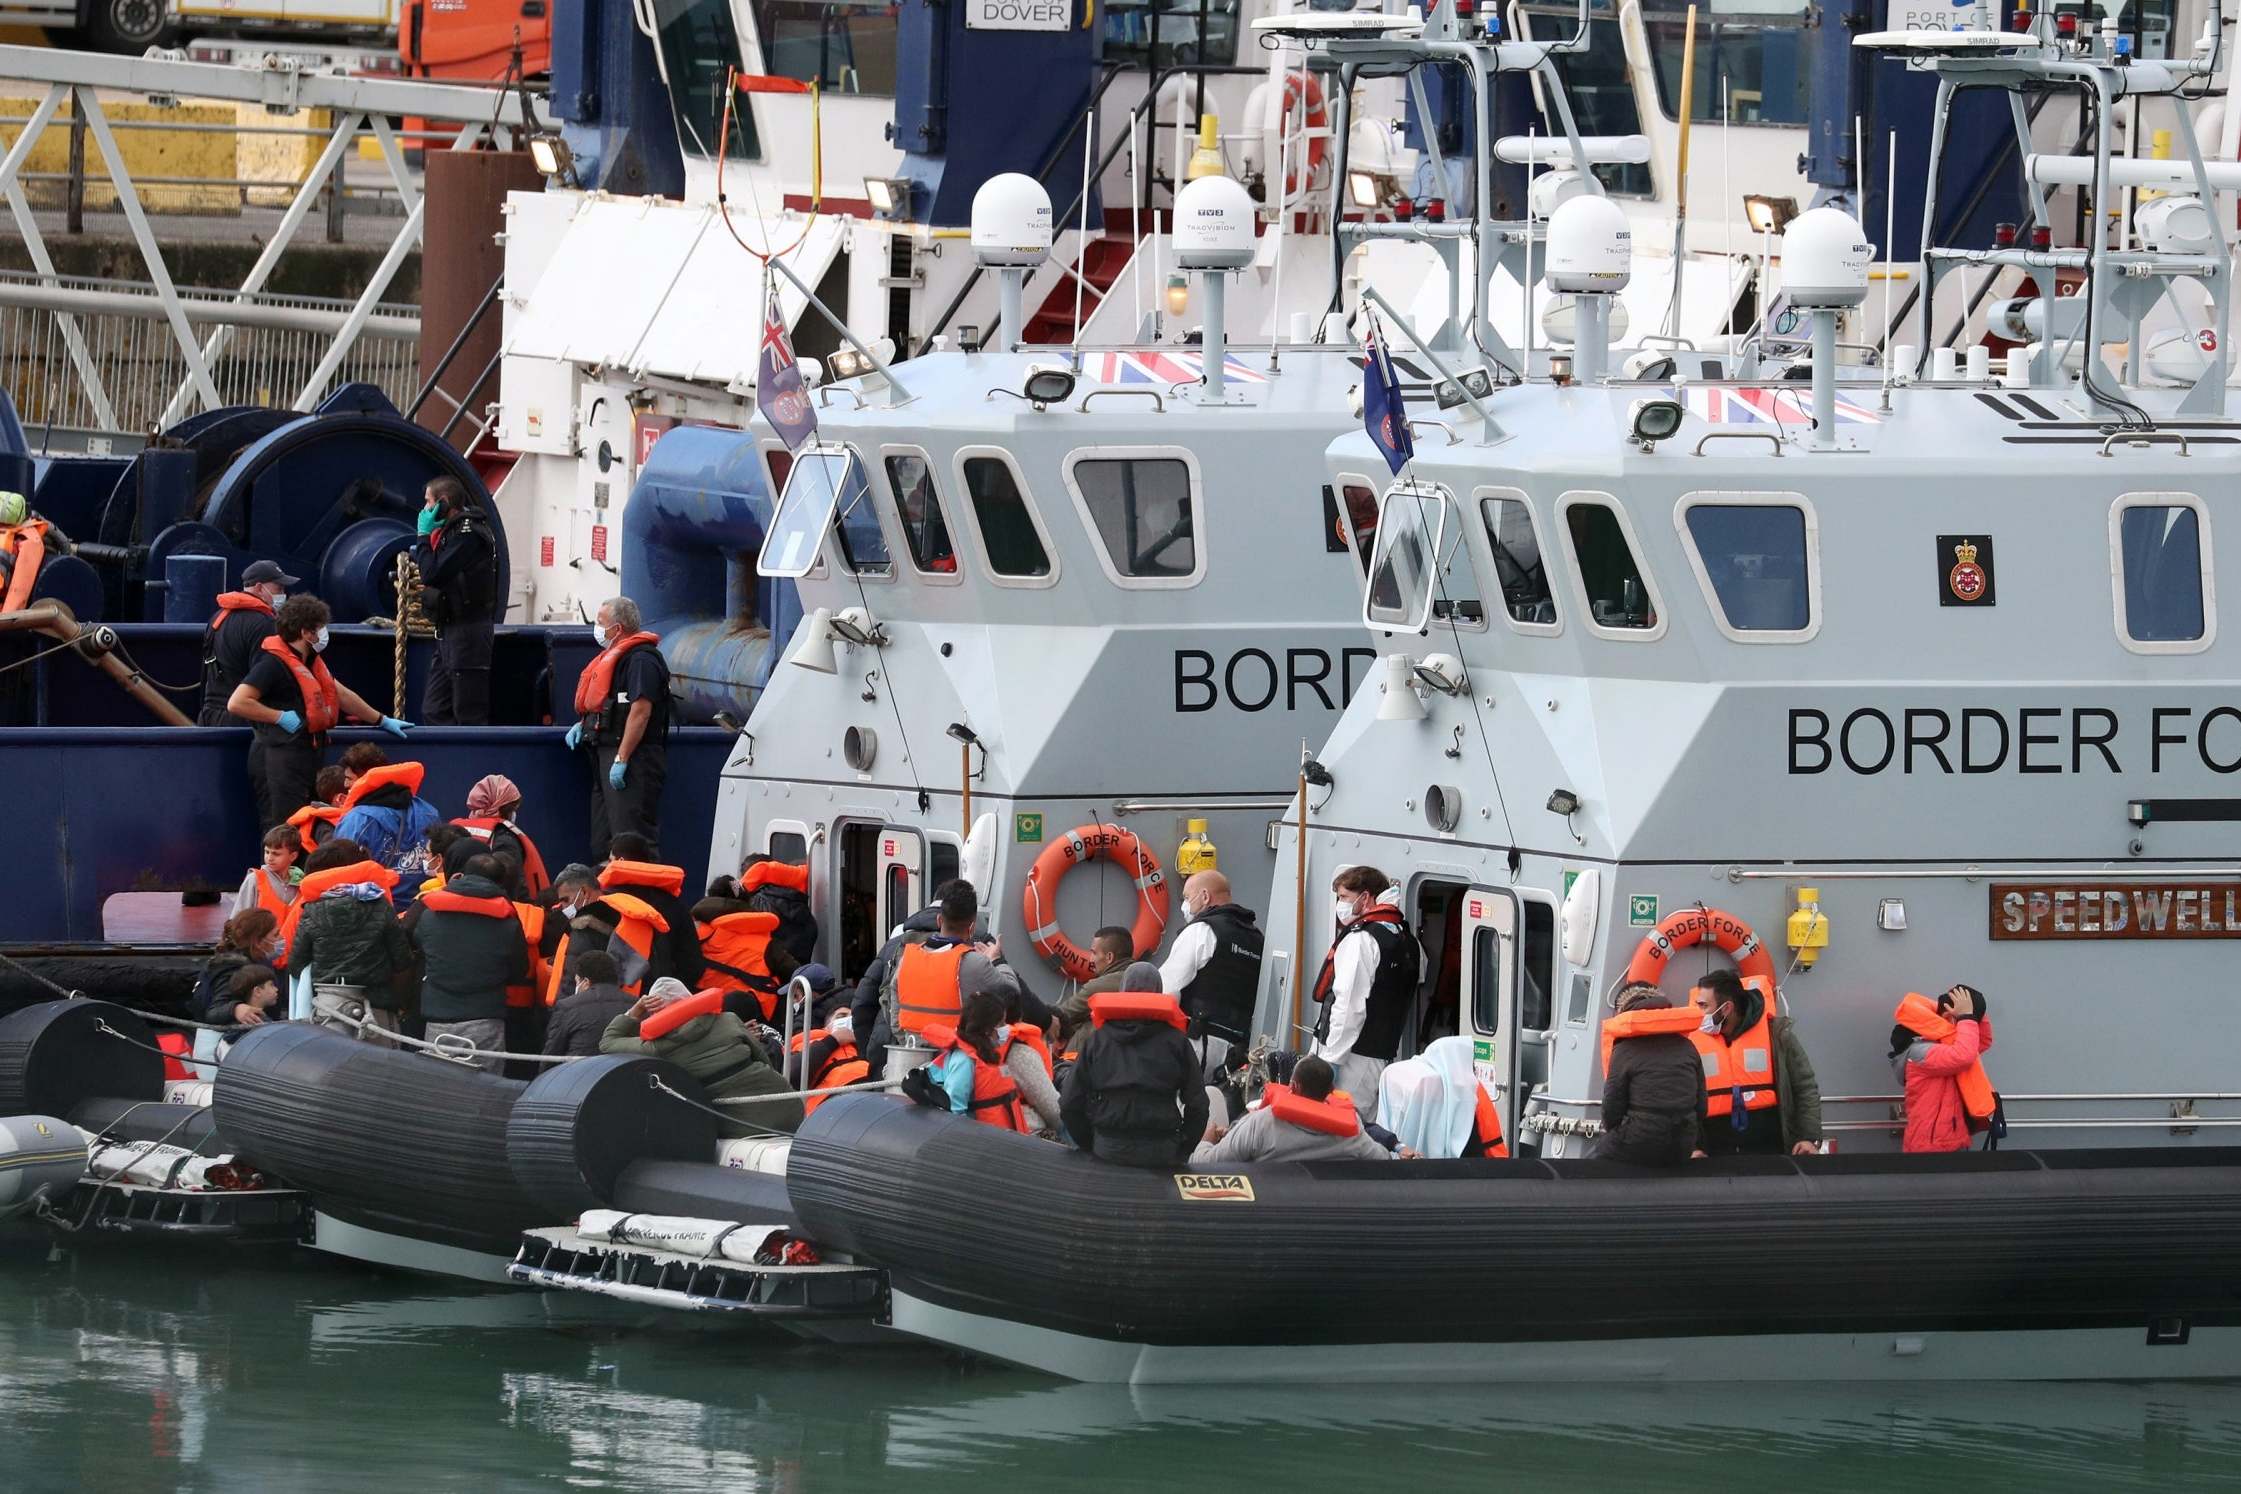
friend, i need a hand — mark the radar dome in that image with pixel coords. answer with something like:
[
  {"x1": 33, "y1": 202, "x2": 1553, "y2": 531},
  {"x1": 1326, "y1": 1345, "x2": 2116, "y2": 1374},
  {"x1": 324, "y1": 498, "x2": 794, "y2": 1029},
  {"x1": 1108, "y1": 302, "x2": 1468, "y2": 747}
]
[
  {"x1": 971, "y1": 174, "x2": 1053, "y2": 268},
  {"x1": 1544, "y1": 195, "x2": 1632, "y2": 294},
  {"x1": 1781, "y1": 207, "x2": 1872, "y2": 308},
  {"x1": 1173, "y1": 176, "x2": 1256, "y2": 270}
]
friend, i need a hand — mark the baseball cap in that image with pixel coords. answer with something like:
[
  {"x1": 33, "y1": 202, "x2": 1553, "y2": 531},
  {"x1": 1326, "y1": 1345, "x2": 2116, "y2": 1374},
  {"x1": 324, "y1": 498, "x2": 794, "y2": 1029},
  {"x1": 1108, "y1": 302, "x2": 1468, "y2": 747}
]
[{"x1": 241, "y1": 559, "x2": 301, "y2": 587}]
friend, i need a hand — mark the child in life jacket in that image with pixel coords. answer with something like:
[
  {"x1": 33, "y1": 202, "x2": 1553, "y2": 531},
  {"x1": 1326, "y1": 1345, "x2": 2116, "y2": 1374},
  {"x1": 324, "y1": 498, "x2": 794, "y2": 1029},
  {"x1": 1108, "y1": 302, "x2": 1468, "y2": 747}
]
[
  {"x1": 1889, "y1": 984, "x2": 1996, "y2": 1154},
  {"x1": 232, "y1": 824, "x2": 304, "y2": 920}
]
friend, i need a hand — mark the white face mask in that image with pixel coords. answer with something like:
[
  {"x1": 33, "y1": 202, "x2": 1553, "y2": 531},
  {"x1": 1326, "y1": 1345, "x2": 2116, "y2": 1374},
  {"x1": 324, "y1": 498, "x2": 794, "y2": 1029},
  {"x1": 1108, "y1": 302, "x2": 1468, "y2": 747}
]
[
  {"x1": 594, "y1": 621, "x2": 612, "y2": 646},
  {"x1": 1701, "y1": 1005, "x2": 1730, "y2": 1035},
  {"x1": 313, "y1": 625, "x2": 330, "y2": 653},
  {"x1": 1333, "y1": 894, "x2": 1357, "y2": 924}
]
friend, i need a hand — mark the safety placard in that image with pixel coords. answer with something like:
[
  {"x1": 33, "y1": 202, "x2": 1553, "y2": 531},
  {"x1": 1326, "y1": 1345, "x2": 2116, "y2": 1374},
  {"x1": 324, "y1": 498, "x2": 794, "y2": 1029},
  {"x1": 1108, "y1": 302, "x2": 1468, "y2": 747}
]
[
  {"x1": 590, "y1": 525, "x2": 609, "y2": 563},
  {"x1": 539, "y1": 536, "x2": 554, "y2": 567},
  {"x1": 1014, "y1": 812, "x2": 1044, "y2": 843},
  {"x1": 965, "y1": 0, "x2": 1070, "y2": 29},
  {"x1": 1628, "y1": 894, "x2": 1659, "y2": 927}
]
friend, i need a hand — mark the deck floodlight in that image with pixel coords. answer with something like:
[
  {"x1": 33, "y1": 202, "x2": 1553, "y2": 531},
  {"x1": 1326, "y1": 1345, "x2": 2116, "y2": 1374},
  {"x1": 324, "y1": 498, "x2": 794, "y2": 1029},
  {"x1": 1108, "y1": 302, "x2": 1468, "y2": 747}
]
[
  {"x1": 1628, "y1": 396, "x2": 1685, "y2": 449},
  {"x1": 827, "y1": 348, "x2": 872, "y2": 381},
  {"x1": 529, "y1": 132, "x2": 579, "y2": 188},
  {"x1": 1348, "y1": 170, "x2": 1383, "y2": 209},
  {"x1": 1022, "y1": 365, "x2": 1077, "y2": 409},
  {"x1": 946, "y1": 722, "x2": 980, "y2": 746},
  {"x1": 828, "y1": 606, "x2": 886, "y2": 648},
  {"x1": 1743, "y1": 193, "x2": 1798, "y2": 235},
  {"x1": 865, "y1": 176, "x2": 913, "y2": 220},
  {"x1": 1545, "y1": 788, "x2": 1582, "y2": 818}
]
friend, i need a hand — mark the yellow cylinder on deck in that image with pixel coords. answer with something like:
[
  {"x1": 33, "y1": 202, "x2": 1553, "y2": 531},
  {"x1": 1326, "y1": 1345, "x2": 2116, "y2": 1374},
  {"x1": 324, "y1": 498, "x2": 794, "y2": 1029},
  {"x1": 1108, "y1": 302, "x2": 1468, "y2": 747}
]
[
  {"x1": 1177, "y1": 818, "x2": 1217, "y2": 875},
  {"x1": 1787, "y1": 886, "x2": 1829, "y2": 968}
]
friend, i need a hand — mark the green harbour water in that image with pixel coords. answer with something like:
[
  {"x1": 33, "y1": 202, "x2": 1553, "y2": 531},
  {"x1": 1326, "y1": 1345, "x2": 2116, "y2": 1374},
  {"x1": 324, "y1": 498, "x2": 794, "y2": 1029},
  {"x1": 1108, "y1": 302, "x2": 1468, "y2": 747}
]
[{"x1": 4, "y1": 1242, "x2": 2240, "y2": 1492}]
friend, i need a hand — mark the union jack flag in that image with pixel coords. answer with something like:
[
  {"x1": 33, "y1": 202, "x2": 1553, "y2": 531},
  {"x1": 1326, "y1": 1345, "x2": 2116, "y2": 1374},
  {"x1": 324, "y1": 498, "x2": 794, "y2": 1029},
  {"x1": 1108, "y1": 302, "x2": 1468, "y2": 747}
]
[
  {"x1": 1087, "y1": 349, "x2": 1269, "y2": 387},
  {"x1": 1669, "y1": 384, "x2": 1884, "y2": 428},
  {"x1": 756, "y1": 284, "x2": 818, "y2": 453}
]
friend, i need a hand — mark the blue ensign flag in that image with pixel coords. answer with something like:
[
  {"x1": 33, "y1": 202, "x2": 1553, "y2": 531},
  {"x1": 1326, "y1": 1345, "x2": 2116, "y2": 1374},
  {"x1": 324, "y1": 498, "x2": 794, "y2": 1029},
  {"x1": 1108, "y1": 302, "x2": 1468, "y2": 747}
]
[
  {"x1": 1362, "y1": 316, "x2": 1414, "y2": 476},
  {"x1": 757, "y1": 286, "x2": 819, "y2": 453}
]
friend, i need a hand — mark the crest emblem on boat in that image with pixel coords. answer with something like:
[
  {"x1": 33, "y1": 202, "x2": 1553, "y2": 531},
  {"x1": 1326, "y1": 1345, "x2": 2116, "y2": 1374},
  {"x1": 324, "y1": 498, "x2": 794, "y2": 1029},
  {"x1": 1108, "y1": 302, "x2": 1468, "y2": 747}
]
[{"x1": 1948, "y1": 539, "x2": 1989, "y2": 604}]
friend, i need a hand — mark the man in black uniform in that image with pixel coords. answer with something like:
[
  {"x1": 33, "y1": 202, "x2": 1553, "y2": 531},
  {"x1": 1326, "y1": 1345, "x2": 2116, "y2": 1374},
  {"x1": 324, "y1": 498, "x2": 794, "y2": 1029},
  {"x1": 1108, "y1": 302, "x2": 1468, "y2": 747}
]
[
  {"x1": 566, "y1": 594, "x2": 669, "y2": 858},
  {"x1": 226, "y1": 594, "x2": 403, "y2": 830},
  {"x1": 198, "y1": 559, "x2": 295, "y2": 725},
  {"x1": 410, "y1": 475, "x2": 500, "y2": 725}
]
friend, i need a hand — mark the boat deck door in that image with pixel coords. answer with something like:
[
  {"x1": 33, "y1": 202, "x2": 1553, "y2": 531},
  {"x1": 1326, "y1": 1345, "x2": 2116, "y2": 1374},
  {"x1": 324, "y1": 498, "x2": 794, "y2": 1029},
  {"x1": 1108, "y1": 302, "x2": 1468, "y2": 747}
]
[{"x1": 1456, "y1": 884, "x2": 1559, "y2": 1154}]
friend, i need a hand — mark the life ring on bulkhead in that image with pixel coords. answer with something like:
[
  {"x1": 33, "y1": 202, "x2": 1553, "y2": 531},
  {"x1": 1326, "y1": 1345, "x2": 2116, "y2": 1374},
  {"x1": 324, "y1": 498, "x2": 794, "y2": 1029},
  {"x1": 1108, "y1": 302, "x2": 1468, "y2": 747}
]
[
  {"x1": 1280, "y1": 72, "x2": 1329, "y2": 198},
  {"x1": 1623, "y1": 905, "x2": 1777, "y2": 990},
  {"x1": 1021, "y1": 823, "x2": 1171, "y2": 983}
]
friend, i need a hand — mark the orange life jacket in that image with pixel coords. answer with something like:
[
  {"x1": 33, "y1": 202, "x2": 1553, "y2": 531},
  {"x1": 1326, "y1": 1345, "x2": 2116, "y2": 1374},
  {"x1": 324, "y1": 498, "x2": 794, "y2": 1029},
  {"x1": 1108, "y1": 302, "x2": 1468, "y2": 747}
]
[
  {"x1": 698, "y1": 908, "x2": 782, "y2": 1019},
  {"x1": 599, "y1": 891, "x2": 671, "y2": 995},
  {"x1": 1470, "y1": 1084, "x2": 1511, "y2": 1159},
  {"x1": 1261, "y1": 1081, "x2": 1362, "y2": 1136},
  {"x1": 506, "y1": 901, "x2": 546, "y2": 1009},
  {"x1": 208, "y1": 590, "x2": 274, "y2": 629},
  {"x1": 1, "y1": 519, "x2": 49, "y2": 612},
  {"x1": 248, "y1": 868, "x2": 294, "y2": 923},
  {"x1": 543, "y1": 929, "x2": 573, "y2": 1006},
  {"x1": 154, "y1": 1030, "x2": 194, "y2": 1082},
  {"x1": 790, "y1": 1027, "x2": 871, "y2": 1115},
  {"x1": 1598, "y1": 1002, "x2": 1706, "y2": 1073},
  {"x1": 255, "y1": 634, "x2": 340, "y2": 735},
  {"x1": 281, "y1": 859, "x2": 399, "y2": 955},
  {"x1": 1894, "y1": 992, "x2": 1997, "y2": 1123},
  {"x1": 895, "y1": 942, "x2": 970, "y2": 1036},
  {"x1": 921, "y1": 1022, "x2": 1029, "y2": 1133},
  {"x1": 639, "y1": 987, "x2": 724, "y2": 1040},
  {"x1": 741, "y1": 860, "x2": 810, "y2": 895},
  {"x1": 573, "y1": 629, "x2": 663, "y2": 718},
  {"x1": 1000, "y1": 1021, "x2": 1053, "y2": 1078},
  {"x1": 420, "y1": 886, "x2": 515, "y2": 920},
  {"x1": 340, "y1": 760, "x2": 426, "y2": 811},
  {"x1": 287, "y1": 802, "x2": 344, "y2": 854},
  {"x1": 1690, "y1": 980, "x2": 1780, "y2": 1118},
  {"x1": 1087, "y1": 991, "x2": 1189, "y2": 1031},
  {"x1": 599, "y1": 859, "x2": 686, "y2": 898},
  {"x1": 453, "y1": 816, "x2": 550, "y2": 896}
]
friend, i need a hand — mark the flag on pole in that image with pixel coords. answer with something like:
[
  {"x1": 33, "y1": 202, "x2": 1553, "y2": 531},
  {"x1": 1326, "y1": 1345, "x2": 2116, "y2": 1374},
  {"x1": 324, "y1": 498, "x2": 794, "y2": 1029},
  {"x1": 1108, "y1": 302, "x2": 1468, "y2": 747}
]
[
  {"x1": 757, "y1": 284, "x2": 818, "y2": 453},
  {"x1": 1362, "y1": 315, "x2": 1415, "y2": 476}
]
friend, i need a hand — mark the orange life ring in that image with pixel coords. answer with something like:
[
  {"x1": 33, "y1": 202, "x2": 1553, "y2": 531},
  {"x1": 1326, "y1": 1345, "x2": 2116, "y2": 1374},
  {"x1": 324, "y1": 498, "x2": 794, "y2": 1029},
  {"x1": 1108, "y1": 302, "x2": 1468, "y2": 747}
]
[
  {"x1": 1280, "y1": 72, "x2": 1328, "y2": 199},
  {"x1": 1020, "y1": 823, "x2": 1171, "y2": 983},
  {"x1": 1623, "y1": 905, "x2": 1777, "y2": 991}
]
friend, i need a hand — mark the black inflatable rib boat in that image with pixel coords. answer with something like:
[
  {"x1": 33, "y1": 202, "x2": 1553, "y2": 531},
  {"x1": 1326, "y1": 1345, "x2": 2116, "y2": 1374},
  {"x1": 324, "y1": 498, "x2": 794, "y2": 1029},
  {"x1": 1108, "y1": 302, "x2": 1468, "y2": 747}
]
[{"x1": 786, "y1": 1096, "x2": 2241, "y2": 1384}]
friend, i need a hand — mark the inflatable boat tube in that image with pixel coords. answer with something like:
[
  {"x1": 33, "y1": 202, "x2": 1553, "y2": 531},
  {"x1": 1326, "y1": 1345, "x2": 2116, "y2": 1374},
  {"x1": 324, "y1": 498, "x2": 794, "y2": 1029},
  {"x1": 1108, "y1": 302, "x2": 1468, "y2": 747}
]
[
  {"x1": 787, "y1": 1097, "x2": 2241, "y2": 1382},
  {"x1": 611, "y1": 1158, "x2": 801, "y2": 1230},
  {"x1": 0, "y1": 1113, "x2": 86, "y2": 1213},
  {"x1": 213, "y1": 1025, "x2": 713, "y2": 1254},
  {"x1": 68, "y1": 1098, "x2": 218, "y2": 1150},
  {"x1": 0, "y1": 1000, "x2": 162, "y2": 1116}
]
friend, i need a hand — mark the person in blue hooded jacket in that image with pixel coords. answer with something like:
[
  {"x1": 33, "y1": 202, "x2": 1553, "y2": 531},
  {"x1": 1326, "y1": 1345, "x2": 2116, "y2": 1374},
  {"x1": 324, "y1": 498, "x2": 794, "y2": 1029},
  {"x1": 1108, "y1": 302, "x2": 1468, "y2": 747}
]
[{"x1": 333, "y1": 742, "x2": 443, "y2": 896}]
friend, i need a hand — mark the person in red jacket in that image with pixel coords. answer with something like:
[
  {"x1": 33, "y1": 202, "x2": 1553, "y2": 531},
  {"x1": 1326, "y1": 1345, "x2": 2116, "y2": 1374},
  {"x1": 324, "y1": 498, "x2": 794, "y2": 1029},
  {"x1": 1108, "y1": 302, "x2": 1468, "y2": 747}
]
[{"x1": 1890, "y1": 985, "x2": 1995, "y2": 1154}]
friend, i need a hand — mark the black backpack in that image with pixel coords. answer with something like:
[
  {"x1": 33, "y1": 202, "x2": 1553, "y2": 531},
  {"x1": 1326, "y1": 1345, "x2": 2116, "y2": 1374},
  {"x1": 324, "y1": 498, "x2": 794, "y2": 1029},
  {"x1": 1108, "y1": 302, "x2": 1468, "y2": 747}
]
[{"x1": 748, "y1": 882, "x2": 818, "y2": 964}]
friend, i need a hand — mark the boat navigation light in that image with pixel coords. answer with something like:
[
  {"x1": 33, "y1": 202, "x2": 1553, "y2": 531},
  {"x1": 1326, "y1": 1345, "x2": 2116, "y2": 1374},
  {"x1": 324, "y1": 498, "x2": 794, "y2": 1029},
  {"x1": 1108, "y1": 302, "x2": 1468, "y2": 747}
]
[
  {"x1": 1627, "y1": 397, "x2": 1685, "y2": 449},
  {"x1": 1165, "y1": 274, "x2": 1191, "y2": 317},
  {"x1": 1375, "y1": 654, "x2": 1428, "y2": 722},
  {"x1": 1742, "y1": 194, "x2": 1798, "y2": 235}
]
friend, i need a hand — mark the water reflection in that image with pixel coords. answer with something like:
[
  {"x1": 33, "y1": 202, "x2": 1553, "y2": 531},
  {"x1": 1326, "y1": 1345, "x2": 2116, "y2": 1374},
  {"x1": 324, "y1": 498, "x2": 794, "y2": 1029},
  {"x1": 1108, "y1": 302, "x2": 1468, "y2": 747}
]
[{"x1": 1, "y1": 1248, "x2": 2237, "y2": 1493}]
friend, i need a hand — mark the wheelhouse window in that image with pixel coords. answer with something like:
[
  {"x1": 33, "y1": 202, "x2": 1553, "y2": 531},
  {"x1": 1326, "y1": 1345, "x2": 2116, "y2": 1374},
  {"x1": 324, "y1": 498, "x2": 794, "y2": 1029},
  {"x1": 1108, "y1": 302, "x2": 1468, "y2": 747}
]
[
  {"x1": 1103, "y1": 0, "x2": 1241, "y2": 68},
  {"x1": 1480, "y1": 493, "x2": 1557, "y2": 628},
  {"x1": 1527, "y1": 12, "x2": 1650, "y2": 195},
  {"x1": 757, "y1": 444, "x2": 869, "y2": 579},
  {"x1": 1645, "y1": 0, "x2": 1809, "y2": 126},
  {"x1": 1680, "y1": 499, "x2": 1815, "y2": 636},
  {"x1": 1364, "y1": 484, "x2": 1444, "y2": 631},
  {"x1": 961, "y1": 455, "x2": 1053, "y2": 579},
  {"x1": 751, "y1": 0, "x2": 899, "y2": 95},
  {"x1": 2114, "y1": 495, "x2": 2213, "y2": 650},
  {"x1": 1562, "y1": 498, "x2": 1660, "y2": 634},
  {"x1": 1070, "y1": 456, "x2": 1201, "y2": 584},
  {"x1": 832, "y1": 446, "x2": 891, "y2": 576},
  {"x1": 885, "y1": 452, "x2": 956, "y2": 575},
  {"x1": 647, "y1": 0, "x2": 759, "y2": 159}
]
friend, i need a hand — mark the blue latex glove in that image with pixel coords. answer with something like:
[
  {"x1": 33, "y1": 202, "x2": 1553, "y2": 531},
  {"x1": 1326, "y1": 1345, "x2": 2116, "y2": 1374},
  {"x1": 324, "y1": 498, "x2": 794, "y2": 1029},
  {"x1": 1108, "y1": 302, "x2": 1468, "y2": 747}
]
[
  {"x1": 608, "y1": 757, "x2": 629, "y2": 790},
  {"x1": 274, "y1": 709, "x2": 303, "y2": 735},
  {"x1": 564, "y1": 721, "x2": 583, "y2": 751},
  {"x1": 380, "y1": 716, "x2": 411, "y2": 738}
]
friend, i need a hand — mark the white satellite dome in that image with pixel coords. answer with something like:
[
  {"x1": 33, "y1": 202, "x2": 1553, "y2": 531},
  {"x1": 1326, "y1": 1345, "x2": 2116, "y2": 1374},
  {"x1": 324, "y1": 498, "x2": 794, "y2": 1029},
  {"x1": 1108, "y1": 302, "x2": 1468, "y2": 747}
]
[
  {"x1": 971, "y1": 173, "x2": 1053, "y2": 268},
  {"x1": 1782, "y1": 207, "x2": 1872, "y2": 308},
  {"x1": 1544, "y1": 194, "x2": 1632, "y2": 295}
]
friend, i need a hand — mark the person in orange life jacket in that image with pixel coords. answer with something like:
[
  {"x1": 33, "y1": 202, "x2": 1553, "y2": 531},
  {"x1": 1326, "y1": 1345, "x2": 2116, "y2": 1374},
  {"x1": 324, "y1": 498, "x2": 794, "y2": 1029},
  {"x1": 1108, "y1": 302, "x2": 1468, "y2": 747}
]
[
  {"x1": 738, "y1": 855, "x2": 818, "y2": 964},
  {"x1": 286, "y1": 765, "x2": 351, "y2": 855},
  {"x1": 566, "y1": 596, "x2": 671, "y2": 858},
  {"x1": 1891, "y1": 984, "x2": 1996, "y2": 1155},
  {"x1": 994, "y1": 985, "x2": 1064, "y2": 1135},
  {"x1": 1693, "y1": 967, "x2": 1824, "y2": 1158},
  {"x1": 793, "y1": 962, "x2": 845, "y2": 1026},
  {"x1": 887, "y1": 881, "x2": 1018, "y2": 1042},
  {"x1": 291, "y1": 837, "x2": 415, "y2": 1046},
  {"x1": 789, "y1": 1007, "x2": 872, "y2": 1116},
  {"x1": 537, "y1": 863, "x2": 606, "y2": 998},
  {"x1": 334, "y1": 743, "x2": 442, "y2": 893},
  {"x1": 1311, "y1": 865, "x2": 1420, "y2": 1126},
  {"x1": 232, "y1": 824, "x2": 304, "y2": 920},
  {"x1": 196, "y1": 910, "x2": 284, "y2": 1024},
  {"x1": 601, "y1": 977, "x2": 805, "y2": 1138},
  {"x1": 410, "y1": 476, "x2": 500, "y2": 726},
  {"x1": 1191, "y1": 1055, "x2": 1398, "y2": 1164},
  {"x1": 1059, "y1": 963, "x2": 1209, "y2": 1166},
  {"x1": 601, "y1": 832, "x2": 703, "y2": 986},
  {"x1": 0, "y1": 489, "x2": 51, "y2": 612},
  {"x1": 542, "y1": 949, "x2": 634, "y2": 1058},
  {"x1": 227, "y1": 594, "x2": 406, "y2": 834},
  {"x1": 692, "y1": 879, "x2": 787, "y2": 1020},
  {"x1": 1593, "y1": 984, "x2": 1709, "y2": 1167},
  {"x1": 456, "y1": 773, "x2": 547, "y2": 899},
  {"x1": 409, "y1": 852, "x2": 530, "y2": 1073},
  {"x1": 198, "y1": 558, "x2": 295, "y2": 725},
  {"x1": 1159, "y1": 869, "x2": 1266, "y2": 1070},
  {"x1": 924, "y1": 989, "x2": 1033, "y2": 1134}
]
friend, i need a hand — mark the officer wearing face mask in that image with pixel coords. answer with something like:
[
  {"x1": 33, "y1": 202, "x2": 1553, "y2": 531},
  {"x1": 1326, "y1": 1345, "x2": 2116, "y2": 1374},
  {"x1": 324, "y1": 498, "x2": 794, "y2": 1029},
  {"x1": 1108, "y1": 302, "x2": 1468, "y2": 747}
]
[
  {"x1": 1310, "y1": 865, "x2": 1420, "y2": 1126},
  {"x1": 226, "y1": 593, "x2": 407, "y2": 831},
  {"x1": 1691, "y1": 967, "x2": 1824, "y2": 1158},
  {"x1": 1157, "y1": 870, "x2": 1264, "y2": 1066},
  {"x1": 566, "y1": 595, "x2": 670, "y2": 857},
  {"x1": 199, "y1": 558, "x2": 295, "y2": 725},
  {"x1": 410, "y1": 475, "x2": 500, "y2": 726}
]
